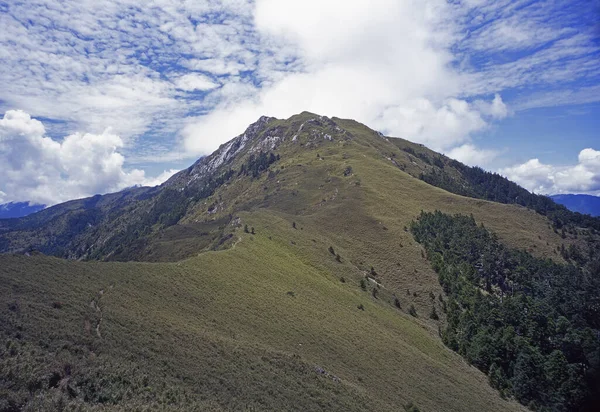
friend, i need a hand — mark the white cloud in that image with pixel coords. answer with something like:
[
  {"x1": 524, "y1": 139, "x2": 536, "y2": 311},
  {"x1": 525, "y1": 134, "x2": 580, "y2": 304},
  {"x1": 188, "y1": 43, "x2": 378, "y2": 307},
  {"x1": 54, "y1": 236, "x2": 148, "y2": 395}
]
[
  {"x1": 141, "y1": 169, "x2": 179, "y2": 187},
  {"x1": 474, "y1": 94, "x2": 509, "y2": 119},
  {"x1": 0, "y1": 110, "x2": 176, "y2": 205},
  {"x1": 445, "y1": 144, "x2": 499, "y2": 167},
  {"x1": 174, "y1": 73, "x2": 220, "y2": 92},
  {"x1": 501, "y1": 149, "x2": 600, "y2": 195},
  {"x1": 181, "y1": 0, "x2": 511, "y2": 156}
]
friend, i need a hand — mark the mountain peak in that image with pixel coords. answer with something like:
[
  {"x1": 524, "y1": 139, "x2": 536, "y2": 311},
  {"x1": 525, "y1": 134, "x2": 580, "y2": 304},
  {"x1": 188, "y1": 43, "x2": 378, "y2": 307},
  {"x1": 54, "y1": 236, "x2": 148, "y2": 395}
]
[{"x1": 164, "y1": 112, "x2": 355, "y2": 190}]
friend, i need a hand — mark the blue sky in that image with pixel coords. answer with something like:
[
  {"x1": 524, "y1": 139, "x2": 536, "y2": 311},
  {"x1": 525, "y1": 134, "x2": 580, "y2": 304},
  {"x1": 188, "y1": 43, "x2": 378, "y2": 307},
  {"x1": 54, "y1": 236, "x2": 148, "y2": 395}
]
[{"x1": 0, "y1": 0, "x2": 599, "y2": 205}]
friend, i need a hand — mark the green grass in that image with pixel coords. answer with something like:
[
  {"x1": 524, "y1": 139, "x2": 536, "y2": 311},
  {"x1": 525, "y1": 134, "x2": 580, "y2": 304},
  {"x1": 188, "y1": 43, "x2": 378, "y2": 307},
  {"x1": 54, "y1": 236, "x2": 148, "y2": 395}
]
[{"x1": 1, "y1": 227, "x2": 527, "y2": 411}]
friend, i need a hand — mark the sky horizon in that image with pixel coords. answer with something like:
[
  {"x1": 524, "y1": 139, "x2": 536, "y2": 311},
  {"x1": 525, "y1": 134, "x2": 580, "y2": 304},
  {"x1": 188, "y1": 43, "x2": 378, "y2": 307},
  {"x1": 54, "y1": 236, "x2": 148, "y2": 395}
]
[{"x1": 1, "y1": 0, "x2": 599, "y2": 206}]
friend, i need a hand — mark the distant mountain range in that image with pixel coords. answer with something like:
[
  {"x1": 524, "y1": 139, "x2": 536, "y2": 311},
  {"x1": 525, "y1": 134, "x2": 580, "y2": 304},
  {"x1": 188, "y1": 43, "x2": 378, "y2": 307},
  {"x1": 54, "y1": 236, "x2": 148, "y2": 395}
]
[
  {"x1": 550, "y1": 194, "x2": 600, "y2": 217},
  {"x1": 0, "y1": 201, "x2": 45, "y2": 219}
]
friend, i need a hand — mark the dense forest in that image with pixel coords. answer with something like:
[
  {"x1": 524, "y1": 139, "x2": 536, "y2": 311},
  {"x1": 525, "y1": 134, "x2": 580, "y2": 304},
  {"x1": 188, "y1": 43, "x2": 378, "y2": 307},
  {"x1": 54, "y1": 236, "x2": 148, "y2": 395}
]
[
  {"x1": 418, "y1": 159, "x2": 600, "y2": 231},
  {"x1": 411, "y1": 211, "x2": 600, "y2": 411}
]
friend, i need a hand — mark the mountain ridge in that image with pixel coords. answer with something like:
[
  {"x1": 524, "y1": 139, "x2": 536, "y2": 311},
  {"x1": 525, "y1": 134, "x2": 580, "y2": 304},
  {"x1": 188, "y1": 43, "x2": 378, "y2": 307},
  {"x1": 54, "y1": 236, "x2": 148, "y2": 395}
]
[
  {"x1": 0, "y1": 111, "x2": 579, "y2": 261},
  {"x1": 1, "y1": 111, "x2": 599, "y2": 411}
]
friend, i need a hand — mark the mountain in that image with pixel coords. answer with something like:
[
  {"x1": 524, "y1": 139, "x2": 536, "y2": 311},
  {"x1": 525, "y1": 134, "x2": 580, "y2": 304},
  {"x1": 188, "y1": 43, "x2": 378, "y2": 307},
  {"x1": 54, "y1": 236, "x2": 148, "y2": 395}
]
[
  {"x1": 1, "y1": 112, "x2": 598, "y2": 411},
  {"x1": 551, "y1": 194, "x2": 600, "y2": 217},
  {"x1": 0, "y1": 201, "x2": 45, "y2": 219}
]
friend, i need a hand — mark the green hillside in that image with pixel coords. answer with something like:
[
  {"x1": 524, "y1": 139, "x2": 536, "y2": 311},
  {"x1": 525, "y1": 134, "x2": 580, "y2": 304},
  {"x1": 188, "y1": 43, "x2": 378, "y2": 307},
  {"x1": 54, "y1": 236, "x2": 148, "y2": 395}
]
[
  {"x1": 1, "y1": 112, "x2": 596, "y2": 411},
  {"x1": 1, "y1": 227, "x2": 526, "y2": 411}
]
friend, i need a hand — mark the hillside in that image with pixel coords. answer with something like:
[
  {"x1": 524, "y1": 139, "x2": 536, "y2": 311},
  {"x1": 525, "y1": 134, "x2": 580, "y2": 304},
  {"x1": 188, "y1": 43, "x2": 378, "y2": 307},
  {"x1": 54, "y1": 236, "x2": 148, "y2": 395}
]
[
  {"x1": 551, "y1": 194, "x2": 600, "y2": 217},
  {"x1": 1, "y1": 112, "x2": 597, "y2": 411}
]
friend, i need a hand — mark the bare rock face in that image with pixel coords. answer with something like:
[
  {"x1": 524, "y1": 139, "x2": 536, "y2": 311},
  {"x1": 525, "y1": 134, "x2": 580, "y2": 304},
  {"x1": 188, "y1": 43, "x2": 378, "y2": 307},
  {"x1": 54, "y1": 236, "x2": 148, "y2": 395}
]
[{"x1": 163, "y1": 115, "x2": 276, "y2": 190}]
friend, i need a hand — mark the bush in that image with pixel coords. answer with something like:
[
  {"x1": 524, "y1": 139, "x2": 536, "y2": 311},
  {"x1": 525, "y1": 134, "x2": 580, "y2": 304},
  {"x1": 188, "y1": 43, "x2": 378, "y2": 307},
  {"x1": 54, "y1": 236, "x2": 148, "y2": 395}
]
[
  {"x1": 360, "y1": 279, "x2": 367, "y2": 291},
  {"x1": 408, "y1": 305, "x2": 417, "y2": 317},
  {"x1": 404, "y1": 401, "x2": 420, "y2": 412},
  {"x1": 394, "y1": 297, "x2": 401, "y2": 309},
  {"x1": 429, "y1": 306, "x2": 439, "y2": 320},
  {"x1": 328, "y1": 246, "x2": 335, "y2": 255}
]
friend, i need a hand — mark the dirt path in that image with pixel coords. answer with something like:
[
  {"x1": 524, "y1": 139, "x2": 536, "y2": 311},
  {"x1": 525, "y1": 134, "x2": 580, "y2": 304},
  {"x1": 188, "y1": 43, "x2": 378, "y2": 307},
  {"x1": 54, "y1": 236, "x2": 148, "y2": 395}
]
[{"x1": 89, "y1": 284, "x2": 113, "y2": 338}]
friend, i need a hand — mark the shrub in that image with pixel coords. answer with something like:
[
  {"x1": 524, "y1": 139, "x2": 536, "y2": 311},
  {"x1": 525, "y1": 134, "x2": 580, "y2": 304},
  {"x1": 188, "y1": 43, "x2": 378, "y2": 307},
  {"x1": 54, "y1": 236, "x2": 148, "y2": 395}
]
[
  {"x1": 404, "y1": 401, "x2": 420, "y2": 412},
  {"x1": 357, "y1": 304, "x2": 365, "y2": 311},
  {"x1": 244, "y1": 224, "x2": 249, "y2": 233},
  {"x1": 335, "y1": 253, "x2": 342, "y2": 263},
  {"x1": 394, "y1": 297, "x2": 401, "y2": 309},
  {"x1": 409, "y1": 305, "x2": 417, "y2": 317},
  {"x1": 328, "y1": 246, "x2": 335, "y2": 255},
  {"x1": 429, "y1": 306, "x2": 439, "y2": 320},
  {"x1": 340, "y1": 277, "x2": 346, "y2": 283},
  {"x1": 360, "y1": 279, "x2": 367, "y2": 291},
  {"x1": 371, "y1": 288, "x2": 378, "y2": 299}
]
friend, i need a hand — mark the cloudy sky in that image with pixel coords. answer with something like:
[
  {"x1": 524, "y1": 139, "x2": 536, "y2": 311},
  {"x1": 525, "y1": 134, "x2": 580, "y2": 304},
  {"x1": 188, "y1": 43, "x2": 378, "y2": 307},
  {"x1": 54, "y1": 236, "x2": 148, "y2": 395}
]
[{"x1": 0, "y1": 0, "x2": 599, "y2": 205}]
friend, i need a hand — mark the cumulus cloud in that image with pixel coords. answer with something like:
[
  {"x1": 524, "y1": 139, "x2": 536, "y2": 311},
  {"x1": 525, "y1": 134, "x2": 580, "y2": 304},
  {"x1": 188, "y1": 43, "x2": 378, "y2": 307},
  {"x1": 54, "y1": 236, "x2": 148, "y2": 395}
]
[
  {"x1": 180, "y1": 0, "x2": 506, "y2": 155},
  {"x1": 0, "y1": 110, "x2": 177, "y2": 205},
  {"x1": 473, "y1": 94, "x2": 509, "y2": 119},
  {"x1": 445, "y1": 144, "x2": 500, "y2": 167},
  {"x1": 501, "y1": 149, "x2": 600, "y2": 195}
]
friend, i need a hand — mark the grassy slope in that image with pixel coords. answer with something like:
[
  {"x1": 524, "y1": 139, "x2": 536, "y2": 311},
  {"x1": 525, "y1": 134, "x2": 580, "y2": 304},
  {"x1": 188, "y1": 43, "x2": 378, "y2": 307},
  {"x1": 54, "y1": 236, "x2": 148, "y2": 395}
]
[{"x1": 1, "y1": 228, "x2": 526, "y2": 411}]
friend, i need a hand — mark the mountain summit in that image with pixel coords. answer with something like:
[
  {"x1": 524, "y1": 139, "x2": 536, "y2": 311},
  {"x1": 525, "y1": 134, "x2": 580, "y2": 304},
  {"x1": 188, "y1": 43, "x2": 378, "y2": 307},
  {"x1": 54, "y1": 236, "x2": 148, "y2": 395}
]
[{"x1": 0, "y1": 111, "x2": 569, "y2": 261}]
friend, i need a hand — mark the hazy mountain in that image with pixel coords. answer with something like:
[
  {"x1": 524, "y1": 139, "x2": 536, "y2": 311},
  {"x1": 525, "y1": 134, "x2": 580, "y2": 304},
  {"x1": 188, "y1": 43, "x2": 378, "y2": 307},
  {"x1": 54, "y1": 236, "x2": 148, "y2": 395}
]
[
  {"x1": 1, "y1": 113, "x2": 598, "y2": 411},
  {"x1": 551, "y1": 194, "x2": 600, "y2": 217},
  {"x1": 0, "y1": 201, "x2": 45, "y2": 219}
]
